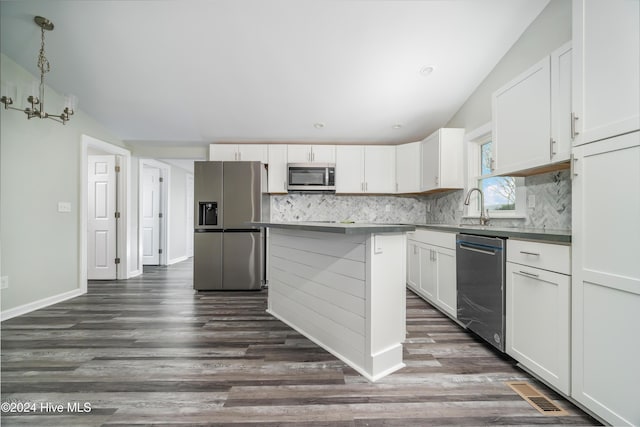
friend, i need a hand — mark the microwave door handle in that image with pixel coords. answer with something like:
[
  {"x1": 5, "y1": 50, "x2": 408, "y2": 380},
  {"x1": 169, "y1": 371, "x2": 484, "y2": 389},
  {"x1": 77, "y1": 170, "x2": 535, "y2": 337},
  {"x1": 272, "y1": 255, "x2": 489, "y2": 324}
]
[{"x1": 325, "y1": 168, "x2": 329, "y2": 186}]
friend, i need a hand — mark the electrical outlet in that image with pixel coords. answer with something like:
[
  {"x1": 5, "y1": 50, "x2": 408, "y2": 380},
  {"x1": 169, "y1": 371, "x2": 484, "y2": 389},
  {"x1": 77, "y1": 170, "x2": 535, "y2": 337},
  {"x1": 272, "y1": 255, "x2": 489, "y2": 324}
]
[
  {"x1": 426, "y1": 202, "x2": 431, "y2": 213},
  {"x1": 385, "y1": 204, "x2": 391, "y2": 212},
  {"x1": 0, "y1": 276, "x2": 8, "y2": 289},
  {"x1": 58, "y1": 202, "x2": 72, "y2": 213},
  {"x1": 527, "y1": 195, "x2": 536, "y2": 208}
]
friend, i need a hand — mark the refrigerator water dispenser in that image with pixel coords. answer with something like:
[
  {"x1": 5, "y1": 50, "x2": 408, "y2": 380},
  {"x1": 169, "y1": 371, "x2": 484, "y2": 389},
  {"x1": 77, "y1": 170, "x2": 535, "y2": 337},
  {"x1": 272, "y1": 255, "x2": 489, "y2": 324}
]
[{"x1": 198, "y1": 202, "x2": 218, "y2": 226}]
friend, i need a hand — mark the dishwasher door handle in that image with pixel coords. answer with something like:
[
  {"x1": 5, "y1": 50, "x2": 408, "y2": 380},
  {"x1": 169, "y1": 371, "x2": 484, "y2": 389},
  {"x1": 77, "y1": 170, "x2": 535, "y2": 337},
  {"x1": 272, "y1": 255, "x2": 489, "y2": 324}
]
[{"x1": 458, "y1": 242, "x2": 498, "y2": 256}]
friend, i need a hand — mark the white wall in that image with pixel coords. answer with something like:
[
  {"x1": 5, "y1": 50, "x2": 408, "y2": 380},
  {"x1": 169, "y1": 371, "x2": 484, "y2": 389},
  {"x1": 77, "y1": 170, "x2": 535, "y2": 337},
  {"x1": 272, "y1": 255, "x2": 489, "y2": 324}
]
[
  {"x1": 0, "y1": 53, "x2": 127, "y2": 315},
  {"x1": 446, "y1": 0, "x2": 571, "y2": 130}
]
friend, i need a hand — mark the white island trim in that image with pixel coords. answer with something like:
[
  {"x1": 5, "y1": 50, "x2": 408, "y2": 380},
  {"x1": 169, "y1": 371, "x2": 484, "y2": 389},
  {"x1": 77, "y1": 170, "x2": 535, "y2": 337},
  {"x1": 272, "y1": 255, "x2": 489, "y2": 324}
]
[{"x1": 266, "y1": 226, "x2": 408, "y2": 382}]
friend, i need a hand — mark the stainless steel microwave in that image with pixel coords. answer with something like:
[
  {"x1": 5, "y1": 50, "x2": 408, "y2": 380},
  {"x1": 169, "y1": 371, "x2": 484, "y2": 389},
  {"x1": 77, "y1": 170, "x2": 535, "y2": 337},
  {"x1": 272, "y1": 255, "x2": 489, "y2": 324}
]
[{"x1": 287, "y1": 163, "x2": 336, "y2": 192}]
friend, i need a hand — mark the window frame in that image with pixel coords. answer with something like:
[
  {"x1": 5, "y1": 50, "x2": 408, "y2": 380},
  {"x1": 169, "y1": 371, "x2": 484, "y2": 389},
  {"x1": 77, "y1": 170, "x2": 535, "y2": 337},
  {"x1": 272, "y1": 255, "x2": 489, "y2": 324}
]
[{"x1": 464, "y1": 123, "x2": 526, "y2": 219}]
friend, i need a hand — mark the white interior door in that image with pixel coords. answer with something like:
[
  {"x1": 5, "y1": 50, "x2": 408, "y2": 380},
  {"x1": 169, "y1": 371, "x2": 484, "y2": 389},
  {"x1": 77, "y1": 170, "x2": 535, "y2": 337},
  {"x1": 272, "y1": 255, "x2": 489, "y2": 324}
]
[
  {"x1": 88, "y1": 155, "x2": 117, "y2": 280},
  {"x1": 142, "y1": 167, "x2": 161, "y2": 265}
]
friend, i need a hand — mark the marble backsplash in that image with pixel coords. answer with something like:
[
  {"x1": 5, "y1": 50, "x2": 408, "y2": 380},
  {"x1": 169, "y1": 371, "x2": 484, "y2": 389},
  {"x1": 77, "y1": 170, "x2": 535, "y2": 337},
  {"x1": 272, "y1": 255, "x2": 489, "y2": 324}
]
[
  {"x1": 424, "y1": 170, "x2": 571, "y2": 230},
  {"x1": 270, "y1": 170, "x2": 571, "y2": 230},
  {"x1": 270, "y1": 193, "x2": 426, "y2": 224}
]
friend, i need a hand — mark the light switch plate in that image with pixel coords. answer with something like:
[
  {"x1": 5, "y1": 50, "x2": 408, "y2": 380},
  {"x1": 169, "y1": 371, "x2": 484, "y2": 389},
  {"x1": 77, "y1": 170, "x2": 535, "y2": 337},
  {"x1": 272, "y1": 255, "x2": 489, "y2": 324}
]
[
  {"x1": 58, "y1": 202, "x2": 72, "y2": 213},
  {"x1": 0, "y1": 276, "x2": 8, "y2": 289},
  {"x1": 527, "y1": 195, "x2": 536, "y2": 208}
]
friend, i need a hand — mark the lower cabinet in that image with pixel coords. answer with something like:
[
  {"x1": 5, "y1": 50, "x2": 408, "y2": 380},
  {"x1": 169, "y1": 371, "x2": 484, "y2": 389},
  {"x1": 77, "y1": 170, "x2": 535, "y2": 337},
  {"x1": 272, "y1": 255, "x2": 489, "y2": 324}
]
[
  {"x1": 406, "y1": 230, "x2": 457, "y2": 319},
  {"x1": 506, "y1": 239, "x2": 571, "y2": 395}
]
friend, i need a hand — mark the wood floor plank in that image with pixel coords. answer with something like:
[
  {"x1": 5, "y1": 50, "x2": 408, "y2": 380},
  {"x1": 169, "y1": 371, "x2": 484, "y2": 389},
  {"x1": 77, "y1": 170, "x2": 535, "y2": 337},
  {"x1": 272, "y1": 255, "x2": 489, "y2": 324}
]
[{"x1": 1, "y1": 259, "x2": 599, "y2": 426}]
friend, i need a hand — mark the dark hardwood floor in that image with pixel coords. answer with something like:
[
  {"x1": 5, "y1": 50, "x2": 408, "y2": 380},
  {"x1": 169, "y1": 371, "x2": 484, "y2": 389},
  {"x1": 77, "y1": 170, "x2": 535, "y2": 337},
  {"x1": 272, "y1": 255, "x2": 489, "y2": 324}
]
[{"x1": 1, "y1": 259, "x2": 599, "y2": 426}]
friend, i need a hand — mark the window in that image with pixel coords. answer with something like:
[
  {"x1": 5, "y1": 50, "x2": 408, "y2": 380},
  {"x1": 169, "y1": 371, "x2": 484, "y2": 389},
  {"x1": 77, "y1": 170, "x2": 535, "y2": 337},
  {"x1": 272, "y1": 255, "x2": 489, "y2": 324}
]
[
  {"x1": 466, "y1": 124, "x2": 525, "y2": 217},
  {"x1": 479, "y1": 141, "x2": 516, "y2": 211}
]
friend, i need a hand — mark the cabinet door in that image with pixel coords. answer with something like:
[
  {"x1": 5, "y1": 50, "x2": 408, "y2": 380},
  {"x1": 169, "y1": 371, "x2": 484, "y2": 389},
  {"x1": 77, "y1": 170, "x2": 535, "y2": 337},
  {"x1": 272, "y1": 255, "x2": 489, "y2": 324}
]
[
  {"x1": 492, "y1": 57, "x2": 551, "y2": 175},
  {"x1": 407, "y1": 239, "x2": 420, "y2": 291},
  {"x1": 434, "y1": 246, "x2": 456, "y2": 318},
  {"x1": 506, "y1": 262, "x2": 570, "y2": 394},
  {"x1": 267, "y1": 145, "x2": 288, "y2": 193},
  {"x1": 365, "y1": 146, "x2": 396, "y2": 193},
  {"x1": 209, "y1": 144, "x2": 238, "y2": 161},
  {"x1": 572, "y1": 0, "x2": 640, "y2": 145},
  {"x1": 287, "y1": 145, "x2": 312, "y2": 163},
  {"x1": 571, "y1": 131, "x2": 640, "y2": 426},
  {"x1": 336, "y1": 146, "x2": 364, "y2": 193},
  {"x1": 396, "y1": 142, "x2": 420, "y2": 193},
  {"x1": 550, "y1": 42, "x2": 572, "y2": 163},
  {"x1": 418, "y1": 245, "x2": 436, "y2": 300},
  {"x1": 420, "y1": 133, "x2": 439, "y2": 192},
  {"x1": 311, "y1": 145, "x2": 336, "y2": 163},
  {"x1": 238, "y1": 144, "x2": 268, "y2": 163}
]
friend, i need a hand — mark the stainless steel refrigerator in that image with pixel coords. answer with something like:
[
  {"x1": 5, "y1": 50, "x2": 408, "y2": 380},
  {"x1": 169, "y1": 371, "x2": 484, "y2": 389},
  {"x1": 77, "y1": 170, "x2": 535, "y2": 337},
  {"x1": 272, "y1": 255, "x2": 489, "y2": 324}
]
[{"x1": 193, "y1": 161, "x2": 269, "y2": 290}]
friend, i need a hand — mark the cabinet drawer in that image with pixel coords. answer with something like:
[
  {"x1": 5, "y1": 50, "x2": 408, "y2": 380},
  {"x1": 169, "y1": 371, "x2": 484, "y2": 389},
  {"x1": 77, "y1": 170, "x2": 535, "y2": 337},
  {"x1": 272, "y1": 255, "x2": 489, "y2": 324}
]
[
  {"x1": 507, "y1": 239, "x2": 570, "y2": 274},
  {"x1": 412, "y1": 229, "x2": 455, "y2": 249}
]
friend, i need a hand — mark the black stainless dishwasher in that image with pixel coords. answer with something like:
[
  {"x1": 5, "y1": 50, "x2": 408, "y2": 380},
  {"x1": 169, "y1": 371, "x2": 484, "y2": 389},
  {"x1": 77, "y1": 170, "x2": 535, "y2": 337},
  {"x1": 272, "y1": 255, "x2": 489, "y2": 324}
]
[{"x1": 456, "y1": 233, "x2": 506, "y2": 352}]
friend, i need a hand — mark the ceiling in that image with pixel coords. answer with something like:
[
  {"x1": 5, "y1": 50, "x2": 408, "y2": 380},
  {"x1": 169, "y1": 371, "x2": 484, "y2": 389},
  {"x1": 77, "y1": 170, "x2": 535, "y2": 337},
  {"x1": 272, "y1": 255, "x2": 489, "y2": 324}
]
[{"x1": 0, "y1": 0, "x2": 549, "y2": 147}]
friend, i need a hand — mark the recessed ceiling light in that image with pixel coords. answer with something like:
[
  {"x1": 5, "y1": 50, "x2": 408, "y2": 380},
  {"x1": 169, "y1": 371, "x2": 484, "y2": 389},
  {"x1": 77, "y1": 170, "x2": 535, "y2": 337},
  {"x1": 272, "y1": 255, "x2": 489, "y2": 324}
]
[
  {"x1": 392, "y1": 124, "x2": 403, "y2": 129},
  {"x1": 420, "y1": 66, "x2": 435, "y2": 76},
  {"x1": 313, "y1": 122, "x2": 325, "y2": 129}
]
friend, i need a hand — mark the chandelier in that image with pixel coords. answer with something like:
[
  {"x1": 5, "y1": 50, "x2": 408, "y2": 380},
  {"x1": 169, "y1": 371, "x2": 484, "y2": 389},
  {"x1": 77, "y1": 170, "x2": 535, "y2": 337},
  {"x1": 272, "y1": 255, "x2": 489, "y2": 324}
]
[{"x1": 1, "y1": 16, "x2": 77, "y2": 124}]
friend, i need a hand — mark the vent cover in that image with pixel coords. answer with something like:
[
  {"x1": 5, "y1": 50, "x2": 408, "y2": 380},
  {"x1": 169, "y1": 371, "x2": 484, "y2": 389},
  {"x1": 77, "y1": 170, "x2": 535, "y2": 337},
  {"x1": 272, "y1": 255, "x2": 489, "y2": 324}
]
[{"x1": 506, "y1": 381, "x2": 569, "y2": 416}]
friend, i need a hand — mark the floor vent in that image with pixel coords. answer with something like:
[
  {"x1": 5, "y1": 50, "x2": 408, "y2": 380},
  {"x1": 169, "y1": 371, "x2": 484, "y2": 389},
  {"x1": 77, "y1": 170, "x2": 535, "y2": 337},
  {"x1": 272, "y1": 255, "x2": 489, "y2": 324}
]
[{"x1": 506, "y1": 381, "x2": 569, "y2": 416}]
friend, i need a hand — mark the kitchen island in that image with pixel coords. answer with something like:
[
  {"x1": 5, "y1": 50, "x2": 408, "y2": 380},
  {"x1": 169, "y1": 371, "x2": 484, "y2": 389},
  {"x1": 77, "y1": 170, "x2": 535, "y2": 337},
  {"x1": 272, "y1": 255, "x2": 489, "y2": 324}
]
[{"x1": 252, "y1": 222, "x2": 415, "y2": 381}]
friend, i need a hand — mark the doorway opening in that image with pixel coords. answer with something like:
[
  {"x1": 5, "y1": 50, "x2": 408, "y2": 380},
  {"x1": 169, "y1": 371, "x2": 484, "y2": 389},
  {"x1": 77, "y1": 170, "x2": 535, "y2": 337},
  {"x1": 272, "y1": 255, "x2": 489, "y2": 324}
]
[
  {"x1": 139, "y1": 159, "x2": 170, "y2": 267},
  {"x1": 81, "y1": 135, "x2": 131, "y2": 289}
]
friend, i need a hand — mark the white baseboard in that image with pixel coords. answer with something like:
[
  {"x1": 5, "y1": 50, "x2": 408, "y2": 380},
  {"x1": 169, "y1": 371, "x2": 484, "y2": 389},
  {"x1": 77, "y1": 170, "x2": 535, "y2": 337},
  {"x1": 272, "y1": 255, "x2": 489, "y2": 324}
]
[
  {"x1": 167, "y1": 255, "x2": 188, "y2": 265},
  {"x1": 0, "y1": 288, "x2": 86, "y2": 322},
  {"x1": 128, "y1": 269, "x2": 142, "y2": 278}
]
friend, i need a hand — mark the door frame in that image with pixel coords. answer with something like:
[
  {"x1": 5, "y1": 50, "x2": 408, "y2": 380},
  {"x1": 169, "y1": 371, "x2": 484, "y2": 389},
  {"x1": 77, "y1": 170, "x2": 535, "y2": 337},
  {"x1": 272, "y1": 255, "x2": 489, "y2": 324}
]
[
  {"x1": 138, "y1": 159, "x2": 170, "y2": 267},
  {"x1": 80, "y1": 135, "x2": 131, "y2": 292}
]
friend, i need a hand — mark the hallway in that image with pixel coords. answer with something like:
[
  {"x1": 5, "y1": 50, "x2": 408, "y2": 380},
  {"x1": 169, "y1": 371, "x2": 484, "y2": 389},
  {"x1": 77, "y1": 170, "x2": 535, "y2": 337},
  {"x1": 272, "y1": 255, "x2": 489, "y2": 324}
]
[{"x1": 1, "y1": 260, "x2": 598, "y2": 426}]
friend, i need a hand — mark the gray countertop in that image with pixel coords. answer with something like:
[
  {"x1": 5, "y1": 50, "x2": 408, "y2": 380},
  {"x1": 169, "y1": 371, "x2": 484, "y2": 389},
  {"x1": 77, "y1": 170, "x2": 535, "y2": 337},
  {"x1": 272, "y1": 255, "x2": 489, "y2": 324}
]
[
  {"x1": 412, "y1": 223, "x2": 571, "y2": 244},
  {"x1": 250, "y1": 221, "x2": 416, "y2": 234},
  {"x1": 250, "y1": 221, "x2": 570, "y2": 243}
]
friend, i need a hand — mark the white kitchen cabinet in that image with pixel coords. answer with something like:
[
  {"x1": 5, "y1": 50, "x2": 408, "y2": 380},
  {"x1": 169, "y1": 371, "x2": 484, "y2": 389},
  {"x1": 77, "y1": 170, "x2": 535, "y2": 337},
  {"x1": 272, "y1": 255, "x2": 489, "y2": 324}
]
[
  {"x1": 492, "y1": 42, "x2": 574, "y2": 175},
  {"x1": 506, "y1": 239, "x2": 571, "y2": 395},
  {"x1": 396, "y1": 141, "x2": 421, "y2": 193},
  {"x1": 209, "y1": 144, "x2": 268, "y2": 163},
  {"x1": 572, "y1": 0, "x2": 640, "y2": 146},
  {"x1": 420, "y1": 128, "x2": 464, "y2": 192},
  {"x1": 406, "y1": 229, "x2": 457, "y2": 319},
  {"x1": 267, "y1": 145, "x2": 287, "y2": 193},
  {"x1": 492, "y1": 57, "x2": 551, "y2": 175},
  {"x1": 287, "y1": 145, "x2": 335, "y2": 163},
  {"x1": 407, "y1": 234, "x2": 420, "y2": 290},
  {"x1": 336, "y1": 145, "x2": 396, "y2": 194},
  {"x1": 550, "y1": 42, "x2": 573, "y2": 163},
  {"x1": 571, "y1": 130, "x2": 640, "y2": 426}
]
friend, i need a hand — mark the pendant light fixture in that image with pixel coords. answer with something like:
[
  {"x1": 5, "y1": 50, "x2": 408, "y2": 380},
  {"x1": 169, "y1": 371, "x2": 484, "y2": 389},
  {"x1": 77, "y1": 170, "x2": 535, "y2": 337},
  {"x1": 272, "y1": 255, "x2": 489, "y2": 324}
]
[{"x1": 1, "y1": 16, "x2": 77, "y2": 124}]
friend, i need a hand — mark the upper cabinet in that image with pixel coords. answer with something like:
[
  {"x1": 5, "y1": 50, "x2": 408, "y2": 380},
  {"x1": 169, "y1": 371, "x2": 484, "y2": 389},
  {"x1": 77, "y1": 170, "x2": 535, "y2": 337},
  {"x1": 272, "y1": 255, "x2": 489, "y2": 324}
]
[
  {"x1": 492, "y1": 42, "x2": 573, "y2": 176},
  {"x1": 396, "y1": 141, "x2": 421, "y2": 193},
  {"x1": 420, "y1": 128, "x2": 465, "y2": 192},
  {"x1": 572, "y1": 0, "x2": 640, "y2": 145},
  {"x1": 550, "y1": 42, "x2": 573, "y2": 162},
  {"x1": 209, "y1": 144, "x2": 268, "y2": 163},
  {"x1": 287, "y1": 145, "x2": 336, "y2": 163},
  {"x1": 335, "y1": 146, "x2": 396, "y2": 194},
  {"x1": 267, "y1": 145, "x2": 288, "y2": 193}
]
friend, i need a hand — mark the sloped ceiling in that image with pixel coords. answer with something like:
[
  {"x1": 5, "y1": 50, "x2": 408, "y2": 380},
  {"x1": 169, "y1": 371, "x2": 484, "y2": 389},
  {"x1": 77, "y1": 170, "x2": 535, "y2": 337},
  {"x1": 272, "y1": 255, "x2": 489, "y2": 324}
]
[{"x1": 0, "y1": 0, "x2": 549, "y2": 146}]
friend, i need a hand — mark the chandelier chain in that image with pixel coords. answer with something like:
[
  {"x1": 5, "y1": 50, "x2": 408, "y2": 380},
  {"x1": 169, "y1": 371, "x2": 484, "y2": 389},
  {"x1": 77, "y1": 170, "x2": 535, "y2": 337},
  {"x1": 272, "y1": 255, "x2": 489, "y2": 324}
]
[{"x1": 38, "y1": 24, "x2": 51, "y2": 75}]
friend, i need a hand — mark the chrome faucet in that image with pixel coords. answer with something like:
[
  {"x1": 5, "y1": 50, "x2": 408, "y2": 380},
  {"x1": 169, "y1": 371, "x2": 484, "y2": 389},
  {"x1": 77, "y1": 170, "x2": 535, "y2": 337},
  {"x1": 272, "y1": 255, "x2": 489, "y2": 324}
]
[{"x1": 464, "y1": 187, "x2": 490, "y2": 225}]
